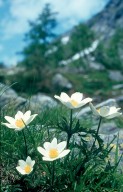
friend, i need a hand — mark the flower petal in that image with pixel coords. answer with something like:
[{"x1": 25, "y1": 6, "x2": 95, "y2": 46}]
[
  {"x1": 31, "y1": 160, "x2": 35, "y2": 167},
  {"x1": 60, "y1": 92, "x2": 70, "y2": 102},
  {"x1": 43, "y1": 142, "x2": 51, "y2": 150},
  {"x1": 2, "y1": 123, "x2": 16, "y2": 129},
  {"x1": 18, "y1": 160, "x2": 26, "y2": 169},
  {"x1": 59, "y1": 149, "x2": 70, "y2": 158},
  {"x1": 42, "y1": 157, "x2": 55, "y2": 161},
  {"x1": 15, "y1": 111, "x2": 24, "y2": 120},
  {"x1": 62, "y1": 101, "x2": 75, "y2": 109},
  {"x1": 51, "y1": 138, "x2": 57, "y2": 148},
  {"x1": 16, "y1": 166, "x2": 26, "y2": 175},
  {"x1": 23, "y1": 110, "x2": 31, "y2": 121},
  {"x1": 26, "y1": 156, "x2": 35, "y2": 167},
  {"x1": 4, "y1": 116, "x2": 15, "y2": 124},
  {"x1": 26, "y1": 114, "x2": 37, "y2": 125},
  {"x1": 106, "y1": 112, "x2": 122, "y2": 119},
  {"x1": 100, "y1": 106, "x2": 110, "y2": 117},
  {"x1": 26, "y1": 156, "x2": 32, "y2": 164},
  {"x1": 71, "y1": 92, "x2": 83, "y2": 102},
  {"x1": 89, "y1": 103, "x2": 99, "y2": 116},
  {"x1": 57, "y1": 141, "x2": 67, "y2": 153},
  {"x1": 78, "y1": 98, "x2": 92, "y2": 107},
  {"x1": 37, "y1": 147, "x2": 49, "y2": 157},
  {"x1": 108, "y1": 107, "x2": 121, "y2": 116},
  {"x1": 54, "y1": 95, "x2": 61, "y2": 101}
]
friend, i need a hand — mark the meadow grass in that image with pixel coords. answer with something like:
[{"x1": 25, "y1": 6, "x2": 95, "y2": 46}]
[{"x1": 1, "y1": 102, "x2": 123, "y2": 192}]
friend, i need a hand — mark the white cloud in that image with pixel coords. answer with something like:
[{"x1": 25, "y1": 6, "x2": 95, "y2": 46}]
[
  {"x1": 2, "y1": 0, "x2": 44, "y2": 38},
  {"x1": 1, "y1": 0, "x2": 108, "y2": 39},
  {"x1": 2, "y1": 55, "x2": 19, "y2": 66}
]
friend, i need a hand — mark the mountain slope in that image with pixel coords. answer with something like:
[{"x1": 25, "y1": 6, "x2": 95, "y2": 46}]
[{"x1": 89, "y1": 0, "x2": 123, "y2": 40}]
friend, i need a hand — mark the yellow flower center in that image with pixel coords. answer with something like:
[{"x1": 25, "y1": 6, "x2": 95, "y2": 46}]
[
  {"x1": 24, "y1": 165, "x2": 31, "y2": 174},
  {"x1": 70, "y1": 100, "x2": 78, "y2": 107},
  {"x1": 49, "y1": 148, "x2": 59, "y2": 158},
  {"x1": 15, "y1": 119, "x2": 25, "y2": 128},
  {"x1": 97, "y1": 108, "x2": 100, "y2": 113}
]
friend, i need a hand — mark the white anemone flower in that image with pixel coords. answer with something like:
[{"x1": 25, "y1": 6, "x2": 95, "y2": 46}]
[
  {"x1": 37, "y1": 138, "x2": 70, "y2": 161},
  {"x1": 2, "y1": 110, "x2": 37, "y2": 131},
  {"x1": 54, "y1": 92, "x2": 92, "y2": 109},
  {"x1": 16, "y1": 156, "x2": 35, "y2": 175},
  {"x1": 89, "y1": 103, "x2": 122, "y2": 119}
]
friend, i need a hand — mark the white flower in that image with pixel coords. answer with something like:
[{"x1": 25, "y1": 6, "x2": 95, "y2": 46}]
[
  {"x1": 37, "y1": 138, "x2": 70, "y2": 161},
  {"x1": 16, "y1": 156, "x2": 35, "y2": 175},
  {"x1": 54, "y1": 92, "x2": 92, "y2": 109},
  {"x1": 89, "y1": 103, "x2": 122, "y2": 119},
  {"x1": 2, "y1": 110, "x2": 37, "y2": 131}
]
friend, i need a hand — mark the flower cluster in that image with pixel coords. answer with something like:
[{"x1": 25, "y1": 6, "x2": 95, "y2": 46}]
[
  {"x1": 2, "y1": 92, "x2": 122, "y2": 176},
  {"x1": 55, "y1": 92, "x2": 122, "y2": 119}
]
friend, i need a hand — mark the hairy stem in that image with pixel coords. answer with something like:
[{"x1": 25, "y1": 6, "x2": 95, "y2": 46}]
[
  {"x1": 50, "y1": 161, "x2": 55, "y2": 192},
  {"x1": 67, "y1": 109, "x2": 73, "y2": 148},
  {"x1": 91, "y1": 117, "x2": 102, "y2": 151},
  {"x1": 22, "y1": 129, "x2": 28, "y2": 157}
]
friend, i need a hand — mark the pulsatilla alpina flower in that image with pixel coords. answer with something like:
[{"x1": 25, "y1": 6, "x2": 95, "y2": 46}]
[
  {"x1": 54, "y1": 92, "x2": 92, "y2": 109},
  {"x1": 89, "y1": 103, "x2": 122, "y2": 119},
  {"x1": 2, "y1": 110, "x2": 37, "y2": 130},
  {"x1": 16, "y1": 156, "x2": 35, "y2": 175},
  {"x1": 37, "y1": 138, "x2": 70, "y2": 161}
]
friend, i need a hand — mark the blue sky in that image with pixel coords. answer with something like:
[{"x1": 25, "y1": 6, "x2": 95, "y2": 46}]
[{"x1": 0, "y1": 0, "x2": 109, "y2": 66}]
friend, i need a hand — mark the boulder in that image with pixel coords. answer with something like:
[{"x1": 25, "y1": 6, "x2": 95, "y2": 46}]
[
  {"x1": 52, "y1": 73, "x2": 72, "y2": 90},
  {"x1": 99, "y1": 122, "x2": 121, "y2": 135},
  {"x1": 30, "y1": 93, "x2": 57, "y2": 109},
  {"x1": 108, "y1": 70, "x2": 123, "y2": 82},
  {"x1": 0, "y1": 83, "x2": 57, "y2": 112},
  {"x1": 89, "y1": 61, "x2": 105, "y2": 71},
  {"x1": 115, "y1": 95, "x2": 123, "y2": 108},
  {"x1": 112, "y1": 84, "x2": 123, "y2": 90},
  {"x1": 0, "y1": 83, "x2": 17, "y2": 98}
]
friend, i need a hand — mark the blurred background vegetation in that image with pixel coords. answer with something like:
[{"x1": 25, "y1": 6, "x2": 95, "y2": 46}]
[{"x1": 0, "y1": 1, "x2": 123, "y2": 105}]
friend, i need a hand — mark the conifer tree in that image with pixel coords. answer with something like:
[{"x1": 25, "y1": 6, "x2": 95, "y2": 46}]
[{"x1": 21, "y1": 3, "x2": 58, "y2": 74}]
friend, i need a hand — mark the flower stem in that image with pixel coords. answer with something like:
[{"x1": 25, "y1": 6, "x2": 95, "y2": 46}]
[
  {"x1": 50, "y1": 161, "x2": 55, "y2": 192},
  {"x1": 91, "y1": 117, "x2": 102, "y2": 151},
  {"x1": 22, "y1": 129, "x2": 28, "y2": 157},
  {"x1": 22, "y1": 119, "x2": 36, "y2": 150},
  {"x1": 67, "y1": 109, "x2": 73, "y2": 148},
  {"x1": 52, "y1": 161, "x2": 55, "y2": 186}
]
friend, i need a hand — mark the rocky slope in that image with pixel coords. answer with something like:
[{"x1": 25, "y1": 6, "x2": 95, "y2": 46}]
[{"x1": 89, "y1": 0, "x2": 123, "y2": 40}]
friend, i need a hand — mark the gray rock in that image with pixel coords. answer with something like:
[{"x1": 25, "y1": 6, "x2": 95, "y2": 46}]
[
  {"x1": 0, "y1": 83, "x2": 18, "y2": 98},
  {"x1": 52, "y1": 73, "x2": 72, "y2": 90},
  {"x1": 115, "y1": 95, "x2": 123, "y2": 108},
  {"x1": 0, "y1": 95, "x2": 27, "y2": 111},
  {"x1": 0, "y1": 83, "x2": 57, "y2": 112},
  {"x1": 115, "y1": 95, "x2": 123, "y2": 103},
  {"x1": 112, "y1": 84, "x2": 123, "y2": 90},
  {"x1": 99, "y1": 122, "x2": 121, "y2": 135},
  {"x1": 30, "y1": 93, "x2": 57, "y2": 109},
  {"x1": 108, "y1": 70, "x2": 123, "y2": 82},
  {"x1": 89, "y1": 0, "x2": 123, "y2": 40},
  {"x1": 89, "y1": 61, "x2": 105, "y2": 70}
]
